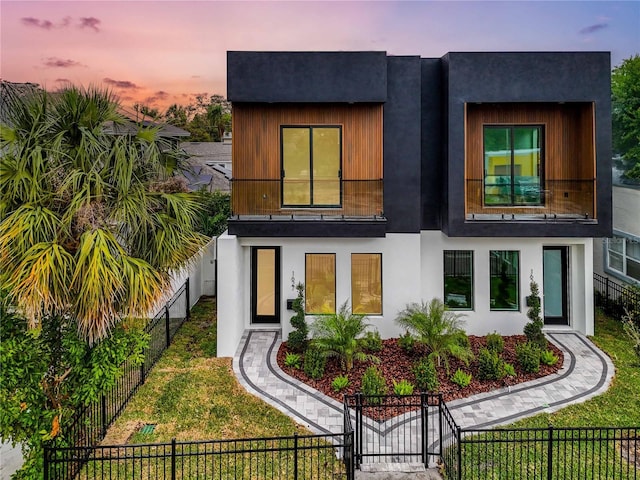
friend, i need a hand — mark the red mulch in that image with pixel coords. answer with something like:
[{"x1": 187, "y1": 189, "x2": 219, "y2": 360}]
[{"x1": 277, "y1": 335, "x2": 563, "y2": 420}]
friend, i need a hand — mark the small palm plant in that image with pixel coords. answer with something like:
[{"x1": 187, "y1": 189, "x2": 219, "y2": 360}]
[
  {"x1": 395, "y1": 298, "x2": 473, "y2": 373},
  {"x1": 310, "y1": 301, "x2": 378, "y2": 372}
]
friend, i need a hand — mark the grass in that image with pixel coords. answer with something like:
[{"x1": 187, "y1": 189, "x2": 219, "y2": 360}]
[
  {"x1": 456, "y1": 309, "x2": 640, "y2": 479},
  {"x1": 103, "y1": 296, "x2": 310, "y2": 445}
]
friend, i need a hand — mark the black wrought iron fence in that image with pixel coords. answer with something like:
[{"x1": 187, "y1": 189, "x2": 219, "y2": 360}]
[
  {"x1": 63, "y1": 280, "x2": 191, "y2": 456},
  {"x1": 45, "y1": 432, "x2": 353, "y2": 480},
  {"x1": 594, "y1": 273, "x2": 640, "y2": 322}
]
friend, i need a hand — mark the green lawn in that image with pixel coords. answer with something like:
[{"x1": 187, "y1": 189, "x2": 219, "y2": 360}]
[{"x1": 103, "y1": 297, "x2": 309, "y2": 445}]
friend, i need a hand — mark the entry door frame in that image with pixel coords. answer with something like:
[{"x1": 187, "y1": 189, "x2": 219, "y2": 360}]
[
  {"x1": 543, "y1": 246, "x2": 569, "y2": 326},
  {"x1": 251, "y1": 246, "x2": 281, "y2": 324}
]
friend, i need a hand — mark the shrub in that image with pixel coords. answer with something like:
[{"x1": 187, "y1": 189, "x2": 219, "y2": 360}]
[
  {"x1": 284, "y1": 352, "x2": 301, "y2": 369},
  {"x1": 395, "y1": 298, "x2": 473, "y2": 373},
  {"x1": 456, "y1": 334, "x2": 471, "y2": 350},
  {"x1": 516, "y1": 342, "x2": 541, "y2": 373},
  {"x1": 503, "y1": 362, "x2": 516, "y2": 377},
  {"x1": 486, "y1": 331, "x2": 504, "y2": 353},
  {"x1": 287, "y1": 282, "x2": 308, "y2": 352},
  {"x1": 524, "y1": 272, "x2": 548, "y2": 350},
  {"x1": 451, "y1": 369, "x2": 472, "y2": 388},
  {"x1": 303, "y1": 344, "x2": 326, "y2": 379},
  {"x1": 398, "y1": 331, "x2": 416, "y2": 353},
  {"x1": 622, "y1": 287, "x2": 640, "y2": 363},
  {"x1": 361, "y1": 366, "x2": 388, "y2": 403},
  {"x1": 540, "y1": 349, "x2": 559, "y2": 366},
  {"x1": 332, "y1": 375, "x2": 349, "y2": 392},
  {"x1": 393, "y1": 379, "x2": 415, "y2": 396},
  {"x1": 360, "y1": 330, "x2": 383, "y2": 352},
  {"x1": 412, "y1": 357, "x2": 439, "y2": 392},
  {"x1": 477, "y1": 348, "x2": 505, "y2": 381},
  {"x1": 310, "y1": 301, "x2": 376, "y2": 371}
]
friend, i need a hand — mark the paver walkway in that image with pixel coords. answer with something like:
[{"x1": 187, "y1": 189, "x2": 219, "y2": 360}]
[{"x1": 233, "y1": 329, "x2": 614, "y2": 465}]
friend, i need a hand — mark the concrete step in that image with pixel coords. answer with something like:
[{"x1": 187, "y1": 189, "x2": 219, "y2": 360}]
[{"x1": 355, "y1": 463, "x2": 443, "y2": 480}]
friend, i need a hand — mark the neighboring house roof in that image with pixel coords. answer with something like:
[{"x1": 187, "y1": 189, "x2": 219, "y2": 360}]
[
  {"x1": 102, "y1": 120, "x2": 191, "y2": 138},
  {"x1": 180, "y1": 141, "x2": 232, "y2": 193}
]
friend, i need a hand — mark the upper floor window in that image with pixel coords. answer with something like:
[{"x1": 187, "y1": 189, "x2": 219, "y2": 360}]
[
  {"x1": 281, "y1": 126, "x2": 341, "y2": 207},
  {"x1": 484, "y1": 126, "x2": 543, "y2": 206},
  {"x1": 606, "y1": 233, "x2": 640, "y2": 283}
]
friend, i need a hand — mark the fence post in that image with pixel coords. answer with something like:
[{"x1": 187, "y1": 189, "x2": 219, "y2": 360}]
[
  {"x1": 101, "y1": 394, "x2": 107, "y2": 436},
  {"x1": 171, "y1": 438, "x2": 176, "y2": 480},
  {"x1": 43, "y1": 446, "x2": 49, "y2": 480},
  {"x1": 546, "y1": 425, "x2": 553, "y2": 480},
  {"x1": 165, "y1": 305, "x2": 170, "y2": 348},
  {"x1": 356, "y1": 393, "x2": 363, "y2": 469},
  {"x1": 421, "y1": 392, "x2": 427, "y2": 467},
  {"x1": 186, "y1": 278, "x2": 190, "y2": 320},
  {"x1": 457, "y1": 426, "x2": 462, "y2": 480},
  {"x1": 293, "y1": 433, "x2": 299, "y2": 480},
  {"x1": 438, "y1": 394, "x2": 444, "y2": 457}
]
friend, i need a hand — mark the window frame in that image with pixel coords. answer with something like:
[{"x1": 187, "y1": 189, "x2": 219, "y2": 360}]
[
  {"x1": 605, "y1": 231, "x2": 640, "y2": 285},
  {"x1": 280, "y1": 125, "x2": 343, "y2": 208},
  {"x1": 489, "y1": 250, "x2": 520, "y2": 311},
  {"x1": 443, "y1": 250, "x2": 474, "y2": 311},
  {"x1": 483, "y1": 124, "x2": 545, "y2": 207},
  {"x1": 351, "y1": 253, "x2": 383, "y2": 315},
  {"x1": 305, "y1": 253, "x2": 337, "y2": 315}
]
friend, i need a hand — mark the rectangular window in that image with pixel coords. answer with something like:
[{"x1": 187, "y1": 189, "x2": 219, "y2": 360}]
[
  {"x1": 484, "y1": 126, "x2": 543, "y2": 206},
  {"x1": 606, "y1": 234, "x2": 640, "y2": 282},
  {"x1": 489, "y1": 251, "x2": 520, "y2": 311},
  {"x1": 351, "y1": 254, "x2": 382, "y2": 314},
  {"x1": 282, "y1": 126, "x2": 341, "y2": 207},
  {"x1": 305, "y1": 254, "x2": 336, "y2": 314},
  {"x1": 443, "y1": 251, "x2": 474, "y2": 310}
]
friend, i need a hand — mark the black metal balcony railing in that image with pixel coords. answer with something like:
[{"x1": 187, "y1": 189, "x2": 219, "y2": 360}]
[
  {"x1": 466, "y1": 179, "x2": 596, "y2": 221},
  {"x1": 231, "y1": 179, "x2": 384, "y2": 218}
]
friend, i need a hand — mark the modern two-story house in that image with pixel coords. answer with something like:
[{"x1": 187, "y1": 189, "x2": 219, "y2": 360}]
[{"x1": 216, "y1": 51, "x2": 611, "y2": 358}]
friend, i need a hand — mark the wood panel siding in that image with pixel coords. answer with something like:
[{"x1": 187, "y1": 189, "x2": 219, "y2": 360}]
[
  {"x1": 465, "y1": 103, "x2": 595, "y2": 217},
  {"x1": 232, "y1": 104, "x2": 383, "y2": 180}
]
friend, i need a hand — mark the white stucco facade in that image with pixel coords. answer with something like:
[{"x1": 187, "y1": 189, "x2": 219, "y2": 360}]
[{"x1": 216, "y1": 231, "x2": 594, "y2": 358}]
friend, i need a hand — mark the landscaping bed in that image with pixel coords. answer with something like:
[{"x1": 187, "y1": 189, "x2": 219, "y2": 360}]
[{"x1": 277, "y1": 334, "x2": 564, "y2": 409}]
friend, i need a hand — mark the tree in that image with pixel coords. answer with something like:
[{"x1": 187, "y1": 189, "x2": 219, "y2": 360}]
[
  {"x1": 612, "y1": 54, "x2": 640, "y2": 180},
  {"x1": 0, "y1": 84, "x2": 207, "y2": 476},
  {"x1": 162, "y1": 103, "x2": 189, "y2": 128},
  {"x1": 395, "y1": 298, "x2": 473, "y2": 373}
]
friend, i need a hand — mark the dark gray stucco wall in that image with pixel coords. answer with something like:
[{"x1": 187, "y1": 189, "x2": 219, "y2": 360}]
[
  {"x1": 420, "y1": 58, "x2": 443, "y2": 230},
  {"x1": 227, "y1": 51, "x2": 388, "y2": 103},
  {"x1": 383, "y1": 56, "x2": 422, "y2": 233},
  {"x1": 443, "y1": 51, "x2": 612, "y2": 237}
]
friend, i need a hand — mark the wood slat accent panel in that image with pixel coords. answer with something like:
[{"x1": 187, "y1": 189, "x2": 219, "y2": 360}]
[
  {"x1": 465, "y1": 103, "x2": 595, "y2": 216},
  {"x1": 232, "y1": 104, "x2": 383, "y2": 180}
]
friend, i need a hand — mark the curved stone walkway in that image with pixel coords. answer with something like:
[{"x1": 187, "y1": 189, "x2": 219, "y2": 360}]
[{"x1": 233, "y1": 330, "x2": 614, "y2": 438}]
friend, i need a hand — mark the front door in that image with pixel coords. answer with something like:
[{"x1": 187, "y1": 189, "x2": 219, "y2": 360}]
[
  {"x1": 251, "y1": 247, "x2": 280, "y2": 324},
  {"x1": 543, "y1": 246, "x2": 569, "y2": 325}
]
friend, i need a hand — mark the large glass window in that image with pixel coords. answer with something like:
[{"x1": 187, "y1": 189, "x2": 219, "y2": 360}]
[
  {"x1": 484, "y1": 126, "x2": 543, "y2": 206},
  {"x1": 444, "y1": 251, "x2": 473, "y2": 310},
  {"x1": 282, "y1": 126, "x2": 341, "y2": 207},
  {"x1": 489, "y1": 251, "x2": 520, "y2": 311},
  {"x1": 351, "y1": 254, "x2": 382, "y2": 314},
  {"x1": 606, "y1": 233, "x2": 640, "y2": 283},
  {"x1": 305, "y1": 254, "x2": 336, "y2": 314}
]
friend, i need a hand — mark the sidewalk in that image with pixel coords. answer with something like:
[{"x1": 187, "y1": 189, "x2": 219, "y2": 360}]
[{"x1": 233, "y1": 330, "x2": 614, "y2": 437}]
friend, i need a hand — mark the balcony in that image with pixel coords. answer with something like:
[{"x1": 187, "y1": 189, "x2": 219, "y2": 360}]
[
  {"x1": 466, "y1": 179, "x2": 596, "y2": 222},
  {"x1": 228, "y1": 179, "x2": 386, "y2": 237}
]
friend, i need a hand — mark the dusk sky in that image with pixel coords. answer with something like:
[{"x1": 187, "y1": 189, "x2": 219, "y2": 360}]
[{"x1": 2, "y1": 1, "x2": 639, "y2": 111}]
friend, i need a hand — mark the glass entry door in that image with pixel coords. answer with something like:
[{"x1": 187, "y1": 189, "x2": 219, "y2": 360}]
[
  {"x1": 251, "y1": 247, "x2": 280, "y2": 324},
  {"x1": 543, "y1": 246, "x2": 569, "y2": 325}
]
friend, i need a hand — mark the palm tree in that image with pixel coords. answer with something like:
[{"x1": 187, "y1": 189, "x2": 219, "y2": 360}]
[
  {"x1": 310, "y1": 301, "x2": 377, "y2": 372},
  {"x1": 0, "y1": 84, "x2": 207, "y2": 343},
  {"x1": 395, "y1": 298, "x2": 473, "y2": 372}
]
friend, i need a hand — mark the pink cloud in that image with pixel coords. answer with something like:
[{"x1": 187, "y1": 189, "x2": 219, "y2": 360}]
[
  {"x1": 79, "y1": 17, "x2": 101, "y2": 32},
  {"x1": 43, "y1": 57, "x2": 85, "y2": 68},
  {"x1": 103, "y1": 78, "x2": 140, "y2": 89}
]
